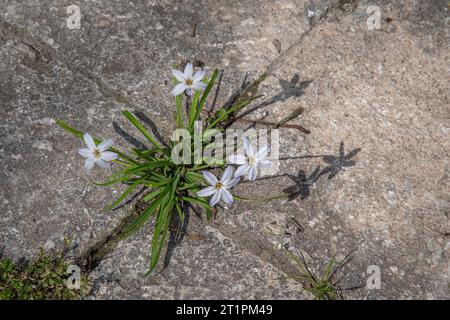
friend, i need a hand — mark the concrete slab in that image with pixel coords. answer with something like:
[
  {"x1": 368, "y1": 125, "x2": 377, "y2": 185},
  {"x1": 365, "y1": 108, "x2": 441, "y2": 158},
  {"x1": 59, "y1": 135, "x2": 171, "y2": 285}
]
[{"x1": 1, "y1": 0, "x2": 448, "y2": 299}]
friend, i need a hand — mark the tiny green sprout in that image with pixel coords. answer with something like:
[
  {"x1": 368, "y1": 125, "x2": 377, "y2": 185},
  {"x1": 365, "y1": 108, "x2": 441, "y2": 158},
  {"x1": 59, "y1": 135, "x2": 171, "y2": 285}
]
[{"x1": 283, "y1": 248, "x2": 356, "y2": 300}]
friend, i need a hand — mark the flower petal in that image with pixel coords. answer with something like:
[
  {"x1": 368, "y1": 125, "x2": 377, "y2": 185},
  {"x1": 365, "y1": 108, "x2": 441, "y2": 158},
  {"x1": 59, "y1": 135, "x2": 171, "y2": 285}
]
[
  {"x1": 224, "y1": 177, "x2": 240, "y2": 189},
  {"x1": 78, "y1": 148, "x2": 92, "y2": 158},
  {"x1": 83, "y1": 133, "x2": 96, "y2": 150},
  {"x1": 220, "y1": 166, "x2": 234, "y2": 184},
  {"x1": 184, "y1": 62, "x2": 193, "y2": 78},
  {"x1": 247, "y1": 165, "x2": 258, "y2": 181},
  {"x1": 258, "y1": 159, "x2": 272, "y2": 168},
  {"x1": 228, "y1": 154, "x2": 247, "y2": 165},
  {"x1": 172, "y1": 83, "x2": 187, "y2": 96},
  {"x1": 197, "y1": 186, "x2": 216, "y2": 197},
  {"x1": 243, "y1": 137, "x2": 255, "y2": 157},
  {"x1": 101, "y1": 151, "x2": 118, "y2": 161},
  {"x1": 193, "y1": 81, "x2": 206, "y2": 92},
  {"x1": 186, "y1": 87, "x2": 194, "y2": 96},
  {"x1": 193, "y1": 70, "x2": 205, "y2": 81},
  {"x1": 220, "y1": 188, "x2": 234, "y2": 205},
  {"x1": 202, "y1": 171, "x2": 218, "y2": 186},
  {"x1": 235, "y1": 164, "x2": 250, "y2": 178},
  {"x1": 171, "y1": 69, "x2": 186, "y2": 82},
  {"x1": 98, "y1": 139, "x2": 114, "y2": 152},
  {"x1": 95, "y1": 159, "x2": 110, "y2": 169},
  {"x1": 256, "y1": 145, "x2": 269, "y2": 159},
  {"x1": 84, "y1": 157, "x2": 95, "y2": 170},
  {"x1": 209, "y1": 190, "x2": 221, "y2": 207}
]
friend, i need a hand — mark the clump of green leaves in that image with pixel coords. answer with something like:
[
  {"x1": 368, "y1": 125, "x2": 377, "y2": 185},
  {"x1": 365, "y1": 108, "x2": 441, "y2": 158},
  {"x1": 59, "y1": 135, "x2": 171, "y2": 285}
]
[
  {"x1": 56, "y1": 67, "x2": 263, "y2": 274},
  {"x1": 0, "y1": 249, "x2": 89, "y2": 300},
  {"x1": 284, "y1": 249, "x2": 354, "y2": 300}
]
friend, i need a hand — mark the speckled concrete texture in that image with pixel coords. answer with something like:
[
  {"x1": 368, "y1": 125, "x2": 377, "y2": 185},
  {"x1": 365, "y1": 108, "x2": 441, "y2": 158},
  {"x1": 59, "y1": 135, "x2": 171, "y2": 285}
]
[{"x1": 1, "y1": 0, "x2": 448, "y2": 299}]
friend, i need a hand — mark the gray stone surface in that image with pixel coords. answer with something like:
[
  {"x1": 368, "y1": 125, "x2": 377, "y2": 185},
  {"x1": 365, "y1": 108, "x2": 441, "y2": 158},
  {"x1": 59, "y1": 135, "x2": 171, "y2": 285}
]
[{"x1": 1, "y1": 0, "x2": 449, "y2": 299}]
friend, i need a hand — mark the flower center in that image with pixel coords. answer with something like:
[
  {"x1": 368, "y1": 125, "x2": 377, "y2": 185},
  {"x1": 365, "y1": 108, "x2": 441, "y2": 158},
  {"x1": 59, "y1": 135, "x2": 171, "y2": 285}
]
[
  {"x1": 93, "y1": 148, "x2": 102, "y2": 159},
  {"x1": 186, "y1": 79, "x2": 193, "y2": 86},
  {"x1": 248, "y1": 157, "x2": 256, "y2": 165},
  {"x1": 215, "y1": 182, "x2": 223, "y2": 190}
]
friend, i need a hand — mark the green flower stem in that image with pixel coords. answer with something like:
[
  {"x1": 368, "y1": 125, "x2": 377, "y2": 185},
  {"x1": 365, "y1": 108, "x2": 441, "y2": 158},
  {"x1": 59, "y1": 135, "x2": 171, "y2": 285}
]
[
  {"x1": 122, "y1": 110, "x2": 164, "y2": 150},
  {"x1": 187, "y1": 162, "x2": 226, "y2": 171},
  {"x1": 187, "y1": 164, "x2": 211, "y2": 171}
]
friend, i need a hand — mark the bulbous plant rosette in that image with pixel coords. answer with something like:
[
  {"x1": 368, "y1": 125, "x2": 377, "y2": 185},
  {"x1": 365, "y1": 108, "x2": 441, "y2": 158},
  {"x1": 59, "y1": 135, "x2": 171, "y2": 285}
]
[{"x1": 56, "y1": 62, "x2": 278, "y2": 274}]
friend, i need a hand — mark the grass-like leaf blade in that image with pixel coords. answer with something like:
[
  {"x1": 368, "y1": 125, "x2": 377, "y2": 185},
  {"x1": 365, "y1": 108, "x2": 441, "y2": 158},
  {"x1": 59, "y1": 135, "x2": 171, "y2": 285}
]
[
  {"x1": 105, "y1": 179, "x2": 142, "y2": 212},
  {"x1": 194, "y1": 69, "x2": 218, "y2": 122},
  {"x1": 122, "y1": 111, "x2": 163, "y2": 149},
  {"x1": 120, "y1": 187, "x2": 169, "y2": 239}
]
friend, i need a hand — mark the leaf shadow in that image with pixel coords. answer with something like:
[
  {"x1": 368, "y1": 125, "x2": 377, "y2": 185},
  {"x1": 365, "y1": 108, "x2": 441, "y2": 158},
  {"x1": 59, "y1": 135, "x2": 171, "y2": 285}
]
[
  {"x1": 112, "y1": 121, "x2": 148, "y2": 150},
  {"x1": 283, "y1": 166, "x2": 322, "y2": 200},
  {"x1": 162, "y1": 203, "x2": 190, "y2": 271},
  {"x1": 134, "y1": 111, "x2": 168, "y2": 148},
  {"x1": 320, "y1": 141, "x2": 361, "y2": 180},
  {"x1": 243, "y1": 141, "x2": 361, "y2": 202},
  {"x1": 237, "y1": 74, "x2": 313, "y2": 120}
]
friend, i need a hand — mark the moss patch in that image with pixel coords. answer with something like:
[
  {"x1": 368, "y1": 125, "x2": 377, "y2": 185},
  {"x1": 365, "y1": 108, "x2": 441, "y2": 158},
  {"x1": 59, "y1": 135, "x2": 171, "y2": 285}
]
[{"x1": 0, "y1": 249, "x2": 89, "y2": 300}]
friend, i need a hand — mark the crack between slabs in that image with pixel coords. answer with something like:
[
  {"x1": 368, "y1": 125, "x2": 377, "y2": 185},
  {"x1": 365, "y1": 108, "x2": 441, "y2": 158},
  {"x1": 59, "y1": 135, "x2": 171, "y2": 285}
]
[
  {"x1": 0, "y1": 1, "x2": 354, "y2": 287},
  {"x1": 265, "y1": 0, "x2": 353, "y2": 76}
]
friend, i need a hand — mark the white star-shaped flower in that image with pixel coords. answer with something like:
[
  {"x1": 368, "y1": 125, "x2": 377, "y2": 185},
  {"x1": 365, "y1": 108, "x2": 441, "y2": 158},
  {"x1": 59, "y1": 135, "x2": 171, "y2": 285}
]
[
  {"x1": 171, "y1": 62, "x2": 206, "y2": 96},
  {"x1": 228, "y1": 137, "x2": 272, "y2": 181},
  {"x1": 197, "y1": 166, "x2": 240, "y2": 207},
  {"x1": 78, "y1": 133, "x2": 118, "y2": 170}
]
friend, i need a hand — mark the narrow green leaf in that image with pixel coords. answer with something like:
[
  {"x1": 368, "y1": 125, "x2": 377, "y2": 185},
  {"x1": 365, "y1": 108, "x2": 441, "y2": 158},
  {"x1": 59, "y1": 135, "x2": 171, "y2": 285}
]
[
  {"x1": 89, "y1": 174, "x2": 134, "y2": 187},
  {"x1": 172, "y1": 74, "x2": 185, "y2": 129},
  {"x1": 150, "y1": 171, "x2": 168, "y2": 181},
  {"x1": 188, "y1": 90, "x2": 201, "y2": 129},
  {"x1": 207, "y1": 95, "x2": 262, "y2": 129},
  {"x1": 147, "y1": 175, "x2": 179, "y2": 274},
  {"x1": 147, "y1": 196, "x2": 171, "y2": 273},
  {"x1": 181, "y1": 196, "x2": 211, "y2": 210},
  {"x1": 108, "y1": 165, "x2": 137, "y2": 180},
  {"x1": 174, "y1": 199, "x2": 184, "y2": 225},
  {"x1": 175, "y1": 95, "x2": 184, "y2": 129},
  {"x1": 55, "y1": 119, "x2": 83, "y2": 138},
  {"x1": 131, "y1": 148, "x2": 159, "y2": 160},
  {"x1": 194, "y1": 69, "x2": 218, "y2": 122},
  {"x1": 205, "y1": 208, "x2": 212, "y2": 221},
  {"x1": 120, "y1": 187, "x2": 170, "y2": 239},
  {"x1": 232, "y1": 194, "x2": 251, "y2": 201},
  {"x1": 182, "y1": 195, "x2": 212, "y2": 221},
  {"x1": 147, "y1": 206, "x2": 171, "y2": 274},
  {"x1": 120, "y1": 198, "x2": 160, "y2": 239},
  {"x1": 143, "y1": 179, "x2": 173, "y2": 188},
  {"x1": 184, "y1": 171, "x2": 204, "y2": 181},
  {"x1": 105, "y1": 179, "x2": 142, "y2": 212},
  {"x1": 122, "y1": 111, "x2": 163, "y2": 149},
  {"x1": 123, "y1": 159, "x2": 170, "y2": 175},
  {"x1": 178, "y1": 182, "x2": 197, "y2": 191},
  {"x1": 143, "y1": 188, "x2": 163, "y2": 202}
]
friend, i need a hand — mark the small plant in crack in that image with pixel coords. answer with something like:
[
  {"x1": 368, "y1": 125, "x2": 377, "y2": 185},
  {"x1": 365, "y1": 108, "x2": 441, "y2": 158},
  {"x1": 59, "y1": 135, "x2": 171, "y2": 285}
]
[
  {"x1": 283, "y1": 248, "x2": 356, "y2": 300},
  {"x1": 56, "y1": 62, "x2": 290, "y2": 274}
]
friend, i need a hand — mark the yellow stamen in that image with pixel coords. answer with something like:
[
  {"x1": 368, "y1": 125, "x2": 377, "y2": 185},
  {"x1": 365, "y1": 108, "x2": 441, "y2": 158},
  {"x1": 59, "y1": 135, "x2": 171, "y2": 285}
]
[
  {"x1": 93, "y1": 149, "x2": 102, "y2": 159},
  {"x1": 186, "y1": 79, "x2": 193, "y2": 86},
  {"x1": 215, "y1": 182, "x2": 223, "y2": 190}
]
